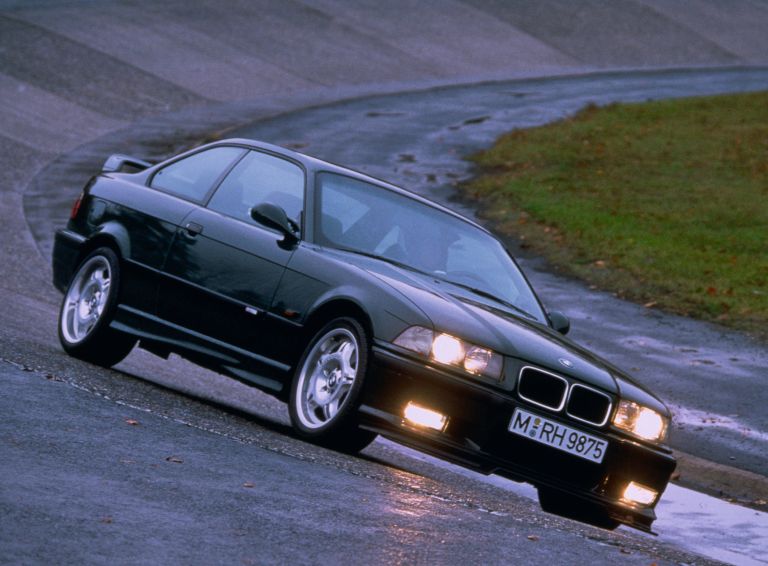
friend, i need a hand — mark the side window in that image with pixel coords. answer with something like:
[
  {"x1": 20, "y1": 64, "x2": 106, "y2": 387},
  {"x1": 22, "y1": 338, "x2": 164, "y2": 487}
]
[
  {"x1": 207, "y1": 150, "x2": 305, "y2": 225},
  {"x1": 150, "y1": 146, "x2": 244, "y2": 202}
]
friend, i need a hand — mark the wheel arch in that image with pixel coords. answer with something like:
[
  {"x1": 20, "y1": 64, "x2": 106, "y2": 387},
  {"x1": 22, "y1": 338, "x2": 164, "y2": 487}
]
[
  {"x1": 301, "y1": 298, "x2": 374, "y2": 349},
  {"x1": 77, "y1": 222, "x2": 131, "y2": 265}
]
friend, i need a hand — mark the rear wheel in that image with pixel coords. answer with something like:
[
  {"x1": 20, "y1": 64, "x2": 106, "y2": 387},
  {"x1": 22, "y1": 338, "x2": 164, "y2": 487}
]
[
  {"x1": 58, "y1": 247, "x2": 135, "y2": 367},
  {"x1": 537, "y1": 487, "x2": 620, "y2": 530},
  {"x1": 289, "y1": 317, "x2": 377, "y2": 453}
]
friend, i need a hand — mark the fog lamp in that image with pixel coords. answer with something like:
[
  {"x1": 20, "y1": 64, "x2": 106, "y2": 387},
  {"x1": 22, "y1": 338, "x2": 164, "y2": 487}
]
[
  {"x1": 622, "y1": 481, "x2": 657, "y2": 506},
  {"x1": 404, "y1": 402, "x2": 447, "y2": 432}
]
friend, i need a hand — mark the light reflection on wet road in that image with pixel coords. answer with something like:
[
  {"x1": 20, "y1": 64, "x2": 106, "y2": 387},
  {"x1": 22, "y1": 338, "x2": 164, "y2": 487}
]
[{"x1": 381, "y1": 438, "x2": 768, "y2": 565}]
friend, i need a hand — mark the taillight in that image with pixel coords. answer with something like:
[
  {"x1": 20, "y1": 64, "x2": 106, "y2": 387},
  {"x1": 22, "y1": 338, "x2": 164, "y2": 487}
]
[{"x1": 70, "y1": 192, "x2": 84, "y2": 220}]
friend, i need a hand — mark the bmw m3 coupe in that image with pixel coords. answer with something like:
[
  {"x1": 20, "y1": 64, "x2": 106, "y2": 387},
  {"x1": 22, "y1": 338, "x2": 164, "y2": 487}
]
[{"x1": 53, "y1": 139, "x2": 676, "y2": 532}]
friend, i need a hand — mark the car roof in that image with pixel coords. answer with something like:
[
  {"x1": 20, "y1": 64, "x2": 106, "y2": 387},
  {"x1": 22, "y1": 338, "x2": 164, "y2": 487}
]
[{"x1": 207, "y1": 138, "x2": 493, "y2": 236}]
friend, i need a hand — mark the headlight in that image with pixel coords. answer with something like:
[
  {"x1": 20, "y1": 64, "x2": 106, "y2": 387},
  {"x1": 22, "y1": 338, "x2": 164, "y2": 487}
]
[
  {"x1": 394, "y1": 326, "x2": 504, "y2": 379},
  {"x1": 432, "y1": 333, "x2": 465, "y2": 365},
  {"x1": 613, "y1": 400, "x2": 668, "y2": 442}
]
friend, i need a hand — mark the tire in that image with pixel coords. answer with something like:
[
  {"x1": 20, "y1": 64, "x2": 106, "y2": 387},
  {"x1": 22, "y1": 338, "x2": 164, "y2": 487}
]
[
  {"x1": 289, "y1": 317, "x2": 377, "y2": 453},
  {"x1": 58, "y1": 247, "x2": 136, "y2": 367},
  {"x1": 537, "y1": 487, "x2": 620, "y2": 530}
]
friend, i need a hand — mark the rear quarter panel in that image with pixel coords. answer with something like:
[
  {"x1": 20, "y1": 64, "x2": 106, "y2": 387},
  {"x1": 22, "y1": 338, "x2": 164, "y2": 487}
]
[{"x1": 84, "y1": 175, "x2": 198, "y2": 313}]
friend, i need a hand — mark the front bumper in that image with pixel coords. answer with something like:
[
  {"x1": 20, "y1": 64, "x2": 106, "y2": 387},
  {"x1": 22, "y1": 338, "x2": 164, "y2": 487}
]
[{"x1": 359, "y1": 345, "x2": 676, "y2": 532}]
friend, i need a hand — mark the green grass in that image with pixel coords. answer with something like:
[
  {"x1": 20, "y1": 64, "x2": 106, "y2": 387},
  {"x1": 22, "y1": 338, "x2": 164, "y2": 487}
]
[{"x1": 466, "y1": 91, "x2": 768, "y2": 340}]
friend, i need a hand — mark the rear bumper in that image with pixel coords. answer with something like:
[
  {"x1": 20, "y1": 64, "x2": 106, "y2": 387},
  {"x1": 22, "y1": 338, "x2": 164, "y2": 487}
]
[
  {"x1": 52, "y1": 229, "x2": 86, "y2": 292},
  {"x1": 359, "y1": 345, "x2": 676, "y2": 532}
]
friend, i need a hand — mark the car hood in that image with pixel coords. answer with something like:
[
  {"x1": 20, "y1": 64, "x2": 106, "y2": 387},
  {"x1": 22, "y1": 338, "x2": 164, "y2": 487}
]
[{"x1": 351, "y1": 256, "x2": 654, "y2": 400}]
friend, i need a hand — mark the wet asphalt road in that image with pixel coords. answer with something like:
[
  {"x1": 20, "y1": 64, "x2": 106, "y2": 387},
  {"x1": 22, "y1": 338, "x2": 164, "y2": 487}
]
[
  {"x1": 1, "y1": 360, "x2": 719, "y2": 566},
  {"x1": 3, "y1": 68, "x2": 767, "y2": 564}
]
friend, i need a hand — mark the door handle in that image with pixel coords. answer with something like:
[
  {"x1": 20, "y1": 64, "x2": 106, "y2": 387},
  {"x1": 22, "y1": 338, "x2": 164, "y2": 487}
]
[{"x1": 182, "y1": 222, "x2": 204, "y2": 239}]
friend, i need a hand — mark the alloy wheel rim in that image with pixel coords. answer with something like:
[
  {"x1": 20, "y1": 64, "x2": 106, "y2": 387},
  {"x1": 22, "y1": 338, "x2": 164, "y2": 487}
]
[
  {"x1": 61, "y1": 256, "x2": 112, "y2": 344},
  {"x1": 296, "y1": 327, "x2": 359, "y2": 429}
]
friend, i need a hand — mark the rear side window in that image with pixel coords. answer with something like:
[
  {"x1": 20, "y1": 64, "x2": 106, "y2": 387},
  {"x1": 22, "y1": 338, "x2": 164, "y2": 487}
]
[{"x1": 151, "y1": 146, "x2": 244, "y2": 202}]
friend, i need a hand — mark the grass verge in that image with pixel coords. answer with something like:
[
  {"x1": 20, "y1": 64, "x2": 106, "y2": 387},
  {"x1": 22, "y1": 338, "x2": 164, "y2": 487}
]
[{"x1": 465, "y1": 91, "x2": 768, "y2": 340}]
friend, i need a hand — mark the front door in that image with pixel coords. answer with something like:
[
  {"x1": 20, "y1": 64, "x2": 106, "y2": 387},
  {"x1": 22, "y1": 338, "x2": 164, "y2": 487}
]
[{"x1": 158, "y1": 149, "x2": 306, "y2": 373}]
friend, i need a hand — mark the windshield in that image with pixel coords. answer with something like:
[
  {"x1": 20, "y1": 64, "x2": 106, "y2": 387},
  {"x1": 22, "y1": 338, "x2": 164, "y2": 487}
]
[{"x1": 315, "y1": 172, "x2": 546, "y2": 323}]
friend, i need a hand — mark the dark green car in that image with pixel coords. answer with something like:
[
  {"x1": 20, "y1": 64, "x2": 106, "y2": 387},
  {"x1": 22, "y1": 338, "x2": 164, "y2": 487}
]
[{"x1": 53, "y1": 139, "x2": 675, "y2": 532}]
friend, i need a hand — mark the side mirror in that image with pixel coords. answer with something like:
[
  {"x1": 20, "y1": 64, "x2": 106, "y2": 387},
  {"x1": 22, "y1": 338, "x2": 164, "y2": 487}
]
[
  {"x1": 549, "y1": 310, "x2": 570, "y2": 335},
  {"x1": 250, "y1": 203, "x2": 298, "y2": 243}
]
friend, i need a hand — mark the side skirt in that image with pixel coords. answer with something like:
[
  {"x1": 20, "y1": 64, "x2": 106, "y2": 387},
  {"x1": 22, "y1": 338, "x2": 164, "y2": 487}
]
[{"x1": 112, "y1": 304, "x2": 290, "y2": 395}]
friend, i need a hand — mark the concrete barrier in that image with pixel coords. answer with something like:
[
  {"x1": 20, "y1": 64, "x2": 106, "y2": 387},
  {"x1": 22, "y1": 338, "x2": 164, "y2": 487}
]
[{"x1": 3, "y1": 0, "x2": 768, "y2": 158}]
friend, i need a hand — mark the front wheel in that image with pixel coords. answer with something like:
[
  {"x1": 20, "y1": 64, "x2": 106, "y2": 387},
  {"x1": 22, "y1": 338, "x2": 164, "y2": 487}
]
[
  {"x1": 288, "y1": 318, "x2": 377, "y2": 453},
  {"x1": 58, "y1": 247, "x2": 136, "y2": 367}
]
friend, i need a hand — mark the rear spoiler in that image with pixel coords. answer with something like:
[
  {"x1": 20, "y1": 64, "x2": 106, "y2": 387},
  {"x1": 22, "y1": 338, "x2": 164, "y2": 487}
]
[{"x1": 102, "y1": 154, "x2": 153, "y2": 173}]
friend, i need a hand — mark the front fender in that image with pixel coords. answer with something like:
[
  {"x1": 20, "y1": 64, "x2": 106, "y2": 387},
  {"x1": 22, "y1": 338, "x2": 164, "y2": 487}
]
[
  {"x1": 306, "y1": 284, "x2": 427, "y2": 343},
  {"x1": 273, "y1": 246, "x2": 433, "y2": 342}
]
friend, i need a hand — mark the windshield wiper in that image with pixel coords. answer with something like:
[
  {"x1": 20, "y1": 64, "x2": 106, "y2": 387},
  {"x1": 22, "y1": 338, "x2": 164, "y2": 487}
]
[
  {"x1": 439, "y1": 279, "x2": 538, "y2": 322},
  {"x1": 335, "y1": 248, "x2": 433, "y2": 277}
]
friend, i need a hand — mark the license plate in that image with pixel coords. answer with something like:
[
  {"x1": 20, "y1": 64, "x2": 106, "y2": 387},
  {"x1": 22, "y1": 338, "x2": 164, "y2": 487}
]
[{"x1": 509, "y1": 408, "x2": 608, "y2": 464}]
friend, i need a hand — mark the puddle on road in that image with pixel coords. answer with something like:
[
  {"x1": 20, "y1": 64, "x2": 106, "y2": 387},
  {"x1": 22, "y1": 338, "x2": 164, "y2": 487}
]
[
  {"x1": 670, "y1": 405, "x2": 768, "y2": 444},
  {"x1": 380, "y1": 439, "x2": 768, "y2": 565},
  {"x1": 654, "y1": 484, "x2": 768, "y2": 566}
]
